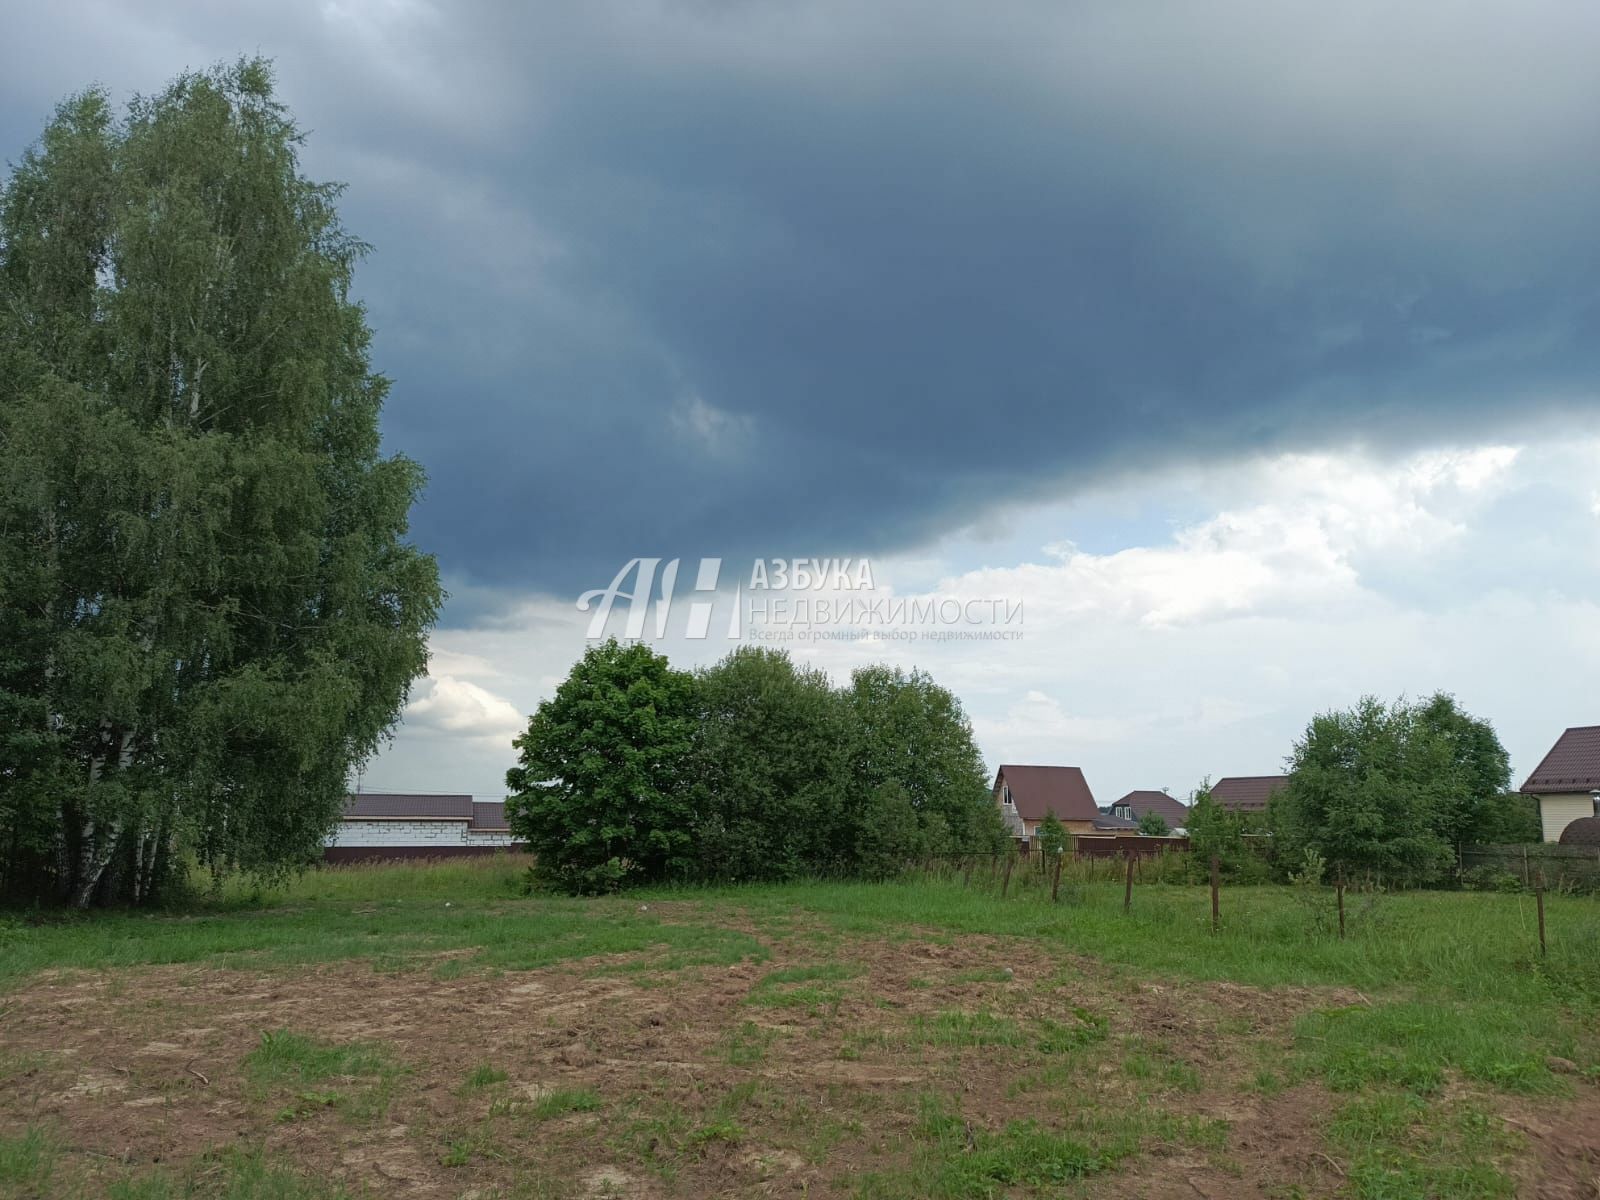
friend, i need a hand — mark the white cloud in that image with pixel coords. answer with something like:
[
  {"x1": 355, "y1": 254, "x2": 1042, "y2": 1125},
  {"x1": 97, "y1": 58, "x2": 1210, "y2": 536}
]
[
  {"x1": 973, "y1": 691, "x2": 1144, "y2": 759},
  {"x1": 402, "y1": 676, "x2": 525, "y2": 741},
  {"x1": 955, "y1": 444, "x2": 1522, "y2": 630}
]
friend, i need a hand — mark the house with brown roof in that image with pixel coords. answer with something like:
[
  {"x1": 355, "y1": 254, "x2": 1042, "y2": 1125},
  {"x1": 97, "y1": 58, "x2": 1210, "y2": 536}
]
[
  {"x1": 324, "y1": 793, "x2": 525, "y2": 863},
  {"x1": 1088, "y1": 811, "x2": 1141, "y2": 833},
  {"x1": 1519, "y1": 726, "x2": 1600, "y2": 843},
  {"x1": 1207, "y1": 775, "x2": 1289, "y2": 815},
  {"x1": 1108, "y1": 790, "x2": 1189, "y2": 830},
  {"x1": 993, "y1": 765, "x2": 1101, "y2": 839}
]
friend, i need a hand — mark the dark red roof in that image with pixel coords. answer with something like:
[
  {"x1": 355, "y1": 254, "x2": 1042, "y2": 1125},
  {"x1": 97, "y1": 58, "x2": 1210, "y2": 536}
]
[
  {"x1": 1208, "y1": 776, "x2": 1289, "y2": 813},
  {"x1": 1111, "y1": 790, "x2": 1190, "y2": 825},
  {"x1": 1558, "y1": 816, "x2": 1600, "y2": 846},
  {"x1": 995, "y1": 765, "x2": 1099, "y2": 821},
  {"x1": 470, "y1": 801, "x2": 510, "y2": 831},
  {"x1": 342, "y1": 793, "x2": 474, "y2": 820},
  {"x1": 1520, "y1": 726, "x2": 1600, "y2": 795}
]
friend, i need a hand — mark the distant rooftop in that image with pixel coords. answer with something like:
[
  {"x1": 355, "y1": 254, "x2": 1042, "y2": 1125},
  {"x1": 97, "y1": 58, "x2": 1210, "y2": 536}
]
[
  {"x1": 470, "y1": 801, "x2": 510, "y2": 832},
  {"x1": 994, "y1": 765, "x2": 1099, "y2": 821},
  {"x1": 1520, "y1": 726, "x2": 1600, "y2": 795},
  {"x1": 1110, "y1": 790, "x2": 1189, "y2": 825},
  {"x1": 1207, "y1": 776, "x2": 1289, "y2": 813},
  {"x1": 341, "y1": 793, "x2": 513, "y2": 832},
  {"x1": 343, "y1": 793, "x2": 474, "y2": 820}
]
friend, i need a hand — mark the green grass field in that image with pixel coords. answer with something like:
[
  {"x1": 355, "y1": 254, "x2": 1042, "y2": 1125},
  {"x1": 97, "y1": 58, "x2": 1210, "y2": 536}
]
[{"x1": 2, "y1": 857, "x2": 1597, "y2": 1198}]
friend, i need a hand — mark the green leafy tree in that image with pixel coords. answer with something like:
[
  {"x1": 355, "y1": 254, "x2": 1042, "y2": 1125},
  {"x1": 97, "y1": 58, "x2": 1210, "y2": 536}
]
[
  {"x1": 854, "y1": 781, "x2": 920, "y2": 881},
  {"x1": 1275, "y1": 693, "x2": 1510, "y2": 884},
  {"x1": 1185, "y1": 783, "x2": 1269, "y2": 882},
  {"x1": 1471, "y1": 793, "x2": 1543, "y2": 844},
  {"x1": 0, "y1": 61, "x2": 441, "y2": 906},
  {"x1": 1035, "y1": 809, "x2": 1069, "y2": 858},
  {"x1": 1184, "y1": 786, "x2": 1231, "y2": 860},
  {"x1": 1411, "y1": 693, "x2": 1515, "y2": 845},
  {"x1": 506, "y1": 640, "x2": 696, "y2": 894},
  {"x1": 1137, "y1": 811, "x2": 1169, "y2": 836},
  {"x1": 844, "y1": 665, "x2": 997, "y2": 859},
  {"x1": 689, "y1": 646, "x2": 848, "y2": 881}
]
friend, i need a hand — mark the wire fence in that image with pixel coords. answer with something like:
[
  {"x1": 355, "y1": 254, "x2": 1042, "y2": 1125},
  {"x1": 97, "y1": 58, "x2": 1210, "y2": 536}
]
[
  {"x1": 910, "y1": 838, "x2": 1593, "y2": 959},
  {"x1": 1459, "y1": 842, "x2": 1600, "y2": 894}
]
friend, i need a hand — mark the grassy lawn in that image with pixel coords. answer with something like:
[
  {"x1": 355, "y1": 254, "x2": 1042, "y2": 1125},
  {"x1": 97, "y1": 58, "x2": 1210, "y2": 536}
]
[{"x1": 1, "y1": 856, "x2": 1597, "y2": 1198}]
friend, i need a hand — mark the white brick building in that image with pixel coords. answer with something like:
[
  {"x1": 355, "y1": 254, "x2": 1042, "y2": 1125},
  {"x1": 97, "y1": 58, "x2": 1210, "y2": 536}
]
[{"x1": 325, "y1": 794, "x2": 525, "y2": 862}]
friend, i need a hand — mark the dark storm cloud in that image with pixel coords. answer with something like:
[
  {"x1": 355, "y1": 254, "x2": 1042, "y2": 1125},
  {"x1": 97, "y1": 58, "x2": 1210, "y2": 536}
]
[{"x1": 6, "y1": 2, "x2": 1600, "y2": 613}]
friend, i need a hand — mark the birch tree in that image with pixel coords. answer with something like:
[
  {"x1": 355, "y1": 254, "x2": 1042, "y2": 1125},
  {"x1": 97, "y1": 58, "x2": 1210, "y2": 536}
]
[{"x1": 0, "y1": 60, "x2": 442, "y2": 905}]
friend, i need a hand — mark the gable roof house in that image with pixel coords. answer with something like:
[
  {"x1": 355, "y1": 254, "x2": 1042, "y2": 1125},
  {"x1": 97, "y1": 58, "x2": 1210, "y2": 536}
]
[
  {"x1": 993, "y1": 765, "x2": 1101, "y2": 839},
  {"x1": 1207, "y1": 775, "x2": 1289, "y2": 815},
  {"x1": 1519, "y1": 726, "x2": 1600, "y2": 843},
  {"x1": 1088, "y1": 811, "x2": 1141, "y2": 833},
  {"x1": 325, "y1": 793, "x2": 525, "y2": 863},
  {"x1": 1108, "y1": 790, "x2": 1190, "y2": 830}
]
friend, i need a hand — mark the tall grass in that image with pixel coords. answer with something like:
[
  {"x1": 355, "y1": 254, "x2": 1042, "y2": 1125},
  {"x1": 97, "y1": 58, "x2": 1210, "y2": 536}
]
[
  {"x1": 652, "y1": 874, "x2": 1598, "y2": 1006},
  {"x1": 4, "y1": 858, "x2": 1596, "y2": 1021},
  {"x1": 0, "y1": 856, "x2": 761, "y2": 990}
]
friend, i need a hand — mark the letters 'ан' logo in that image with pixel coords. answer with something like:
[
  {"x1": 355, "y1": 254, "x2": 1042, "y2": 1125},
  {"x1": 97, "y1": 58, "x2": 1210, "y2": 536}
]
[{"x1": 577, "y1": 558, "x2": 737, "y2": 641}]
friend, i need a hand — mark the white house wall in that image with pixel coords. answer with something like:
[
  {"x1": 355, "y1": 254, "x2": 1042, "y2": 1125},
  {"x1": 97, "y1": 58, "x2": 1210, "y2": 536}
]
[
  {"x1": 328, "y1": 819, "x2": 521, "y2": 849},
  {"x1": 466, "y1": 830, "x2": 521, "y2": 848},
  {"x1": 1538, "y1": 794, "x2": 1596, "y2": 843}
]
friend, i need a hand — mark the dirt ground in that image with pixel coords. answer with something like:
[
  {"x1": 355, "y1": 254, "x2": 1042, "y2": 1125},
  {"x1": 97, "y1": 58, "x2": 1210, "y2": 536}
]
[{"x1": 3, "y1": 909, "x2": 1597, "y2": 1198}]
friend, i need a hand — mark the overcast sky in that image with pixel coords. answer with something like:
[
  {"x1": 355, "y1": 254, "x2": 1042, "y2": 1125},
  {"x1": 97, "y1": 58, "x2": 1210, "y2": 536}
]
[{"x1": 6, "y1": 2, "x2": 1599, "y2": 803}]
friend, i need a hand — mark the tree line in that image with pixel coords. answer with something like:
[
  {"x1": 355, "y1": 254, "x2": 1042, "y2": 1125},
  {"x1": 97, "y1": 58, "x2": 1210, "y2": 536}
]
[
  {"x1": 1187, "y1": 692, "x2": 1542, "y2": 886},
  {"x1": 504, "y1": 640, "x2": 1009, "y2": 893}
]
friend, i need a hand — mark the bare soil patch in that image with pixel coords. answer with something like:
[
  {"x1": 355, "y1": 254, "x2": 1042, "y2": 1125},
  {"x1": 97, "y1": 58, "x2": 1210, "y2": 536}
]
[{"x1": 2, "y1": 928, "x2": 1594, "y2": 1197}]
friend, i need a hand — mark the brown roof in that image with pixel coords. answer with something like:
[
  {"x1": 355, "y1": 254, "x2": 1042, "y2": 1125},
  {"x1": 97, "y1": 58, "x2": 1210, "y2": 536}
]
[
  {"x1": 470, "y1": 801, "x2": 510, "y2": 831},
  {"x1": 995, "y1": 765, "x2": 1099, "y2": 822},
  {"x1": 1091, "y1": 813, "x2": 1140, "y2": 831},
  {"x1": 1558, "y1": 815, "x2": 1600, "y2": 846},
  {"x1": 1208, "y1": 776, "x2": 1289, "y2": 813},
  {"x1": 342, "y1": 793, "x2": 474, "y2": 820},
  {"x1": 1111, "y1": 790, "x2": 1190, "y2": 825},
  {"x1": 1520, "y1": 726, "x2": 1600, "y2": 795}
]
